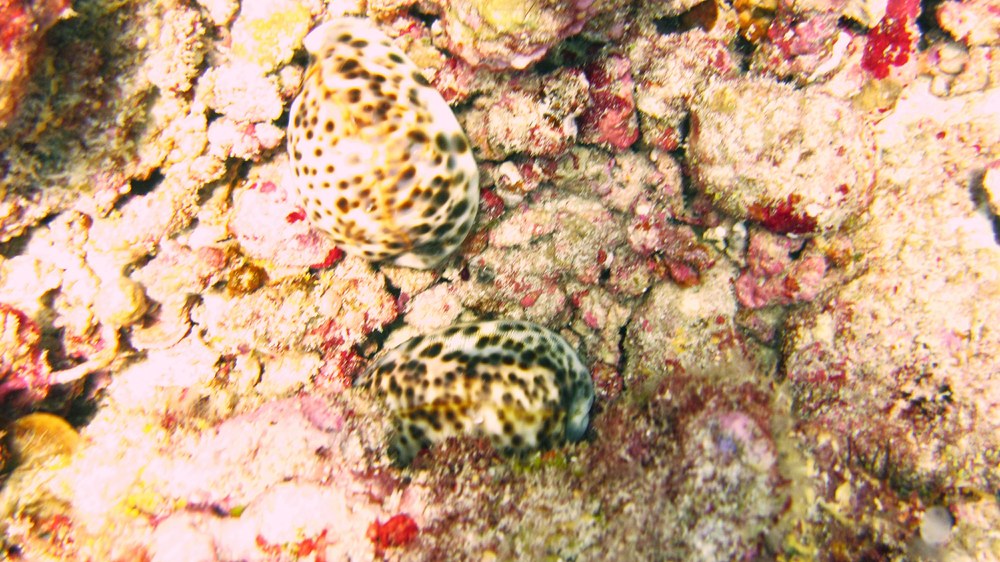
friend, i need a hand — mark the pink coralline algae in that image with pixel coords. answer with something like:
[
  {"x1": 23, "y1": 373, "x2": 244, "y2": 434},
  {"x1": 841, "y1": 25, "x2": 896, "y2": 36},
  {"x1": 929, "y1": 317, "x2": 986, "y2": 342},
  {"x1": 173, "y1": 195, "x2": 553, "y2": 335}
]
[
  {"x1": 431, "y1": 56, "x2": 479, "y2": 105},
  {"x1": 753, "y1": 11, "x2": 844, "y2": 82},
  {"x1": 460, "y1": 192, "x2": 630, "y2": 321},
  {"x1": 747, "y1": 194, "x2": 819, "y2": 235},
  {"x1": 578, "y1": 53, "x2": 640, "y2": 151},
  {"x1": 206, "y1": 118, "x2": 285, "y2": 161},
  {"x1": 477, "y1": 188, "x2": 506, "y2": 223},
  {"x1": 0, "y1": 304, "x2": 51, "y2": 405},
  {"x1": 228, "y1": 180, "x2": 340, "y2": 270},
  {"x1": 627, "y1": 213, "x2": 715, "y2": 287},
  {"x1": 313, "y1": 348, "x2": 364, "y2": 393},
  {"x1": 130, "y1": 394, "x2": 414, "y2": 561},
  {"x1": 552, "y1": 146, "x2": 685, "y2": 217},
  {"x1": 861, "y1": 0, "x2": 920, "y2": 79},
  {"x1": 734, "y1": 229, "x2": 828, "y2": 308},
  {"x1": 464, "y1": 68, "x2": 590, "y2": 160}
]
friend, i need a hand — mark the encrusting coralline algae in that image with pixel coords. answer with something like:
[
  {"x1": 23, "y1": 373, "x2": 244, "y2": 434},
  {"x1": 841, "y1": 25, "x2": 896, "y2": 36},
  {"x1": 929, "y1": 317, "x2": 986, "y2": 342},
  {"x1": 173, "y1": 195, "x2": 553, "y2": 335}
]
[{"x1": 0, "y1": 0, "x2": 998, "y2": 559}]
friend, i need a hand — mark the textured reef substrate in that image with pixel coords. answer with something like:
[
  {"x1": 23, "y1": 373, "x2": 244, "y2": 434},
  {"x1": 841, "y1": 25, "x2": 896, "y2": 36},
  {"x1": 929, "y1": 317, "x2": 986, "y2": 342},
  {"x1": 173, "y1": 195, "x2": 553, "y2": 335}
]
[{"x1": 0, "y1": 0, "x2": 998, "y2": 560}]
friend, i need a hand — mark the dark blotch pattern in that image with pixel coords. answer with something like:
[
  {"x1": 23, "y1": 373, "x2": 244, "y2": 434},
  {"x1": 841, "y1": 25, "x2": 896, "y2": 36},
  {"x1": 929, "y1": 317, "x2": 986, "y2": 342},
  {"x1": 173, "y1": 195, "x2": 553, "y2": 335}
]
[
  {"x1": 358, "y1": 320, "x2": 595, "y2": 464},
  {"x1": 287, "y1": 18, "x2": 480, "y2": 270}
]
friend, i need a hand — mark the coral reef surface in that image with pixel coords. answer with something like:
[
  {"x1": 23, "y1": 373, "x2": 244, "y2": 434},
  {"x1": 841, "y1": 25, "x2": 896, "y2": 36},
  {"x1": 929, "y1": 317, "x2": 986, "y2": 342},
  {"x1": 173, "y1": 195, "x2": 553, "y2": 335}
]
[{"x1": 0, "y1": 0, "x2": 997, "y2": 560}]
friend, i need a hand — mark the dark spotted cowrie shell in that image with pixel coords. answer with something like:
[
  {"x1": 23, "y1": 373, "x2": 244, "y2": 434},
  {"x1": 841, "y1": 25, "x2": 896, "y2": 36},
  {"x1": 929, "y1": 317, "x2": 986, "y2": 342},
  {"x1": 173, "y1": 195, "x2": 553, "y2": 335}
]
[
  {"x1": 358, "y1": 320, "x2": 595, "y2": 464},
  {"x1": 286, "y1": 18, "x2": 479, "y2": 269}
]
